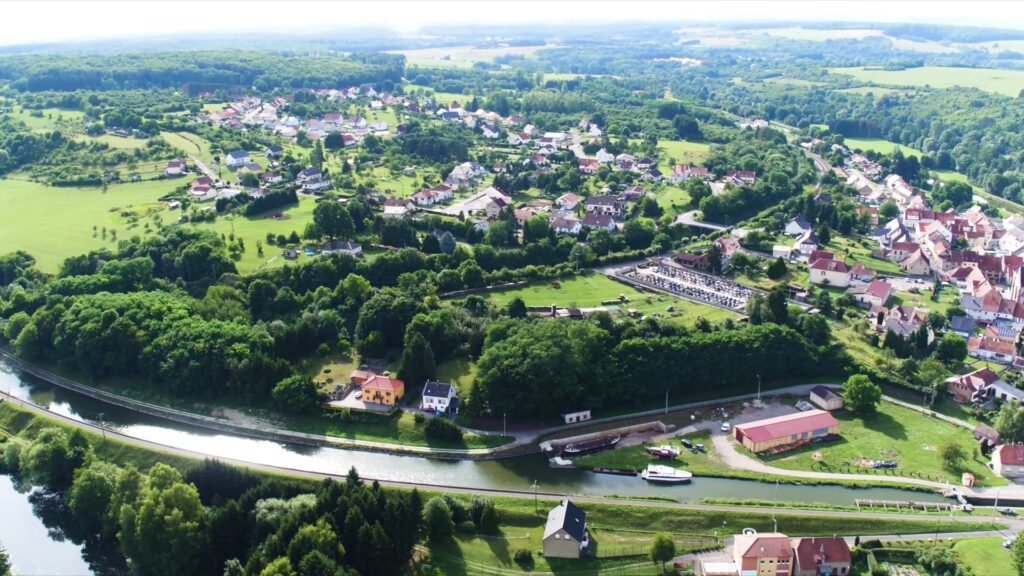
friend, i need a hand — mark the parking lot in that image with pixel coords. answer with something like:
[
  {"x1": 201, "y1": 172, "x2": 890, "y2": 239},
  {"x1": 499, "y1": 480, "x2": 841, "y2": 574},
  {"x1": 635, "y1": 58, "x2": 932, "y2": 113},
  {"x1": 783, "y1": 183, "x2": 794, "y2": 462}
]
[{"x1": 624, "y1": 262, "x2": 756, "y2": 311}]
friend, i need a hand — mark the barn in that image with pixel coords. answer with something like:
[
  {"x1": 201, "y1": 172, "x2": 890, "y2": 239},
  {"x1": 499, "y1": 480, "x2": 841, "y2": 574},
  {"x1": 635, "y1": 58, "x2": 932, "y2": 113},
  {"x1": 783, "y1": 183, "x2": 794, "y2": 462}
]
[{"x1": 734, "y1": 410, "x2": 839, "y2": 453}]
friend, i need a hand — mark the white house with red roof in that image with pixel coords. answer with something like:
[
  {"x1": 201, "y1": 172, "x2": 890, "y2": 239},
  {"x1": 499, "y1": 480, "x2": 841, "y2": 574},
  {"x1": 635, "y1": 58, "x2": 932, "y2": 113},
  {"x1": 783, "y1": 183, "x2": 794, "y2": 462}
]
[
  {"x1": 848, "y1": 280, "x2": 893, "y2": 308},
  {"x1": 993, "y1": 444, "x2": 1024, "y2": 479},
  {"x1": 808, "y1": 251, "x2": 852, "y2": 288},
  {"x1": 945, "y1": 367, "x2": 1012, "y2": 404},
  {"x1": 731, "y1": 532, "x2": 793, "y2": 575},
  {"x1": 555, "y1": 192, "x2": 581, "y2": 211}
]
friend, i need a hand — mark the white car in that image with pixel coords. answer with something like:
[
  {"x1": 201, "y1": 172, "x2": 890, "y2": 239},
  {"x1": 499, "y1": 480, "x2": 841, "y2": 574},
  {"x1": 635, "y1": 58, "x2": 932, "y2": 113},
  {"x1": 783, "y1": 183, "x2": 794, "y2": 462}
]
[{"x1": 720, "y1": 422, "x2": 731, "y2": 432}]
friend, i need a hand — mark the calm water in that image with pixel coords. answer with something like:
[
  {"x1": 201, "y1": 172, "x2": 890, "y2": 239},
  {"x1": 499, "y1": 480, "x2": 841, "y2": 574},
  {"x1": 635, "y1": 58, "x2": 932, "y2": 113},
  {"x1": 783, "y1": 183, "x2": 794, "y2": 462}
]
[
  {"x1": 0, "y1": 361, "x2": 947, "y2": 504},
  {"x1": 0, "y1": 476, "x2": 92, "y2": 576}
]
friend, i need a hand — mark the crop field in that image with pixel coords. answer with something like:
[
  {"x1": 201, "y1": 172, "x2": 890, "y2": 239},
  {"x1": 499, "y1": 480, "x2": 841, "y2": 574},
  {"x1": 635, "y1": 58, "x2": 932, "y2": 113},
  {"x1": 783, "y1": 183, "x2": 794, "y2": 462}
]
[
  {"x1": 842, "y1": 137, "x2": 921, "y2": 158},
  {"x1": 762, "y1": 401, "x2": 1006, "y2": 487},
  {"x1": 0, "y1": 178, "x2": 177, "y2": 272},
  {"x1": 477, "y1": 272, "x2": 738, "y2": 326},
  {"x1": 830, "y1": 66, "x2": 1024, "y2": 97}
]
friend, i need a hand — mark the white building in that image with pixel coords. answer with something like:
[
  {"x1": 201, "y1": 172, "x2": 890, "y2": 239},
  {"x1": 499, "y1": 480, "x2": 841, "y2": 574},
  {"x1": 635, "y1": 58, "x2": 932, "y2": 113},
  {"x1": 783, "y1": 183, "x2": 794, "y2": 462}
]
[{"x1": 420, "y1": 380, "x2": 458, "y2": 413}]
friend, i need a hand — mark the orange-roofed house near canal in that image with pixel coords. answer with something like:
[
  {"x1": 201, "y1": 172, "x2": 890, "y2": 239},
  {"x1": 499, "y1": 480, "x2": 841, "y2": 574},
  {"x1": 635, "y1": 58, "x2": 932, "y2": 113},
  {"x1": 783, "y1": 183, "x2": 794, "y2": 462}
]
[
  {"x1": 733, "y1": 410, "x2": 839, "y2": 454},
  {"x1": 350, "y1": 371, "x2": 405, "y2": 407}
]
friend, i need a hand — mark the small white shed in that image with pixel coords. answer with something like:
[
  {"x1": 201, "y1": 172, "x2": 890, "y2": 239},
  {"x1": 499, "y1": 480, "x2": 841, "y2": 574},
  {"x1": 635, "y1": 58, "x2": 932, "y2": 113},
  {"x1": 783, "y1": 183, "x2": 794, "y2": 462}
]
[{"x1": 562, "y1": 410, "x2": 591, "y2": 424}]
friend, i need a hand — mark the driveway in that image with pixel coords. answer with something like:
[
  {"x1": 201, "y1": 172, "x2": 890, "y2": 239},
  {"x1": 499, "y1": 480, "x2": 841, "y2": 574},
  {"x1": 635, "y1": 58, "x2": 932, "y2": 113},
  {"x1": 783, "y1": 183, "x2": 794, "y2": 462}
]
[{"x1": 328, "y1": 388, "x2": 392, "y2": 413}]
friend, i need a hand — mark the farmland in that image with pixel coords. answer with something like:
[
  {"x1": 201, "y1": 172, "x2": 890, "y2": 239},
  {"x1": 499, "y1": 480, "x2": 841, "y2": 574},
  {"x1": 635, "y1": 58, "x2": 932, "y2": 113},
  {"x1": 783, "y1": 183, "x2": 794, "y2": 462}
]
[
  {"x1": 476, "y1": 272, "x2": 738, "y2": 326},
  {"x1": 160, "y1": 130, "x2": 215, "y2": 164},
  {"x1": 830, "y1": 65, "x2": 1024, "y2": 97},
  {"x1": 389, "y1": 44, "x2": 557, "y2": 69}
]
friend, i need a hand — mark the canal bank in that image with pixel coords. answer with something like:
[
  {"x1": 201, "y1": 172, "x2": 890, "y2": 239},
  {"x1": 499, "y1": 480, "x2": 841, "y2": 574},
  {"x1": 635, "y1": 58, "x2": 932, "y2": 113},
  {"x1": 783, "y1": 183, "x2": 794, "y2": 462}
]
[{"x1": 0, "y1": 360, "x2": 955, "y2": 506}]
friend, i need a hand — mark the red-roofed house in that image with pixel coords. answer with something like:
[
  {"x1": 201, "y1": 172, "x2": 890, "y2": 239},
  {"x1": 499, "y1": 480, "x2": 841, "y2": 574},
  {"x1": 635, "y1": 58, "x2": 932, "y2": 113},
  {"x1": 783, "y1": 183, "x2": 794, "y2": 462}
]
[
  {"x1": 555, "y1": 192, "x2": 581, "y2": 211},
  {"x1": 809, "y1": 255, "x2": 851, "y2": 288},
  {"x1": 360, "y1": 374, "x2": 405, "y2": 406},
  {"x1": 733, "y1": 410, "x2": 839, "y2": 453},
  {"x1": 993, "y1": 444, "x2": 1024, "y2": 479},
  {"x1": 945, "y1": 368, "x2": 1004, "y2": 403},
  {"x1": 848, "y1": 280, "x2": 893, "y2": 308},
  {"x1": 793, "y1": 537, "x2": 851, "y2": 576},
  {"x1": 715, "y1": 236, "x2": 741, "y2": 258},
  {"x1": 732, "y1": 532, "x2": 793, "y2": 575}
]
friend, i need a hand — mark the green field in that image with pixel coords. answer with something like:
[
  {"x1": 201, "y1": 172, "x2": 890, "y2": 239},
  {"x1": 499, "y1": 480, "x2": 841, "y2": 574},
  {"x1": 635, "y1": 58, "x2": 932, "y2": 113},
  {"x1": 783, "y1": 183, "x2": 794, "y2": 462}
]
[
  {"x1": 763, "y1": 401, "x2": 1006, "y2": 487},
  {"x1": 655, "y1": 184, "x2": 692, "y2": 216},
  {"x1": 73, "y1": 133, "x2": 148, "y2": 149},
  {"x1": 825, "y1": 235, "x2": 904, "y2": 275},
  {"x1": 655, "y1": 139, "x2": 712, "y2": 173},
  {"x1": 4, "y1": 106, "x2": 85, "y2": 132},
  {"x1": 160, "y1": 131, "x2": 215, "y2": 164},
  {"x1": 830, "y1": 66, "x2": 1024, "y2": 97},
  {"x1": 478, "y1": 272, "x2": 738, "y2": 326},
  {"x1": 842, "y1": 137, "x2": 921, "y2": 158},
  {"x1": 762, "y1": 77, "x2": 827, "y2": 88},
  {"x1": 838, "y1": 86, "x2": 913, "y2": 98},
  {"x1": 953, "y1": 538, "x2": 1014, "y2": 576},
  {"x1": 0, "y1": 178, "x2": 177, "y2": 272}
]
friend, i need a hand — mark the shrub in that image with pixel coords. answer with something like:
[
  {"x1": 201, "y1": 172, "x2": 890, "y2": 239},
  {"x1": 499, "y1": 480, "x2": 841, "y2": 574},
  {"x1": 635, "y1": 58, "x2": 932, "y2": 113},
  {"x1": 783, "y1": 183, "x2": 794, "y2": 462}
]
[
  {"x1": 424, "y1": 417, "x2": 463, "y2": 442},
  {"x1": 456, "y1": 520, "x2": 476, "y2": 534},
  {"x1": 413, "y1": 413, "x2": 426, "y2": 424},
  {"x1": 513, "y1": 549, "x2": 534, "y2": 569}
]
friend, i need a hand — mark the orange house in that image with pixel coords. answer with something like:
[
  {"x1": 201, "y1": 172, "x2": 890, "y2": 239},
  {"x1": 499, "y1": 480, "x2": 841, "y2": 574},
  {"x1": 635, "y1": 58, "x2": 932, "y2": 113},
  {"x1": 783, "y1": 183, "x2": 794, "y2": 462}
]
[{"x1": 360, "y1": 374, "x2": 405, "y2": 406}]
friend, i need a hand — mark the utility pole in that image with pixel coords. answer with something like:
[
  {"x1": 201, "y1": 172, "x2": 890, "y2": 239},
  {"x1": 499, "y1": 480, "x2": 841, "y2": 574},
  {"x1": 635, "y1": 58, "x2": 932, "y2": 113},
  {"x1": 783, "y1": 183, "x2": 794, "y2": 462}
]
[
  {"x1": 98, "y1": 412, "x2": 106, "y2": 442},
  {"x1": 757, "y1": 374, "x2": 762, "y2": 403},
  {"x1": 503, "y1": 413, "x2": 507, "y2": 437},
  {"x1": 992, "y1": 489, "x2": 1000, "y2": 527},
  {"x1": 772, "y1": 480, "x2": 779, "y2": 533},
  {"x1": 665, "y1": 390, "x2": 668, "y2": 415},
  {"x1": 531, "y1": 480, "x2": 539, "y2": 513}
]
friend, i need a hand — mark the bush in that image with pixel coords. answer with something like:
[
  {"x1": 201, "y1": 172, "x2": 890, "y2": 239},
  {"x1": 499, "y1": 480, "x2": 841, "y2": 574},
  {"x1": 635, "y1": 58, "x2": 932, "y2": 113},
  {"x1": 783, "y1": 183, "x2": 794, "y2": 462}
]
[
  {"x1": 413, "y1": 412, "x2": 426, "y2": 424},
  {"x1": 456, "y1": 520, "x2": 477, "y2": 534},
  {"x1": 424, "y1": 416, "x2": 463, "y2": 442},
  {"x1": 514, "y1": 549, "x2": 534, "y2": 569}
]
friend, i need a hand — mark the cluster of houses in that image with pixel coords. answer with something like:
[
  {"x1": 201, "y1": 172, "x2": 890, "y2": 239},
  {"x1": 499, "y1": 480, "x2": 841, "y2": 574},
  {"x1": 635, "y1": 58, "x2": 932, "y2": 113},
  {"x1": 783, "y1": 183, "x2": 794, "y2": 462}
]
[
  {"x1": 343, "y1": 369, "x2": 460, "y2": 415},
  {"x1": 543, "y1": 500, "x2": 852, "y2": 576},
  {"x1": 203, "y1": 88, "x2": 394, "y2": 145}
]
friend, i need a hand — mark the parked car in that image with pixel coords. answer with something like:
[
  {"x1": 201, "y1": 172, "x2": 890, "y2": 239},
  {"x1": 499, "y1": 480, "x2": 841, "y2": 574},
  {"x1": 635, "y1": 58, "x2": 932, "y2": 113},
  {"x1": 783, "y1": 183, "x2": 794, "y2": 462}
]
[
  {"x1": 1001, "y1": 508, "x2": 1018, "y2": 516},
  {"x1": 682, "y1": 439, "x2": 693, "y2": 449},
  {"x1": 720, "y1": 422, "x2": 731, "y2": 432}
]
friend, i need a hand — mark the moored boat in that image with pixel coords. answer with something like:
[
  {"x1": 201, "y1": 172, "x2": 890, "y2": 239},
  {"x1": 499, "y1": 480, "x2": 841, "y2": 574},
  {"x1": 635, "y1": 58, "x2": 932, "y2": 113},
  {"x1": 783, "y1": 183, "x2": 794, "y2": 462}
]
[
  {"x1": 646, "y1": 445, "x2": 681, "y2": 459},
  {"x1": 640, "y1": 464, "x2": 692, "y2": 483},
  {"x1": 561, "y1": 434, "x2": 621, "y2": 456}
]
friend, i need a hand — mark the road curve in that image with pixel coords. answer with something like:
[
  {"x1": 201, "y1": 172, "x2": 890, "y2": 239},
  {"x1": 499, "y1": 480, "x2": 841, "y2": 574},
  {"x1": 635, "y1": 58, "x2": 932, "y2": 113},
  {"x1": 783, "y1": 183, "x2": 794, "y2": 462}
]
[{"x1": 1, "y1": 392, "x2": 1019, "y2": 534}]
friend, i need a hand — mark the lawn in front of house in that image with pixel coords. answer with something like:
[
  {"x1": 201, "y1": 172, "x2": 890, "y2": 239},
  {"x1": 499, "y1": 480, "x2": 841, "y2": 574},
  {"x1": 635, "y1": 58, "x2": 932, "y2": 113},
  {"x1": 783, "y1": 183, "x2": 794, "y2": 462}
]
[
  {"x1": 892, "y1": 283, "x2": 960, "y2": 316},
  {"x1": 761, "y1": 401, "x2": 1007, "y2": 487},
  {"x1": 953, "y1": 538, "x2": 1014, "y2": 576},
  {"x1": 825, "y1": 235, "x2": 904, "y2": 275},
  {"x1": 654, "y1": 184, "x2": 692, "y2": 216},
  {"x1": 160, "y1": 130, "x2": 215, "y2": 164},
  {"x1": 476, "y1": 272, "x2": 738, "y2": 326}
]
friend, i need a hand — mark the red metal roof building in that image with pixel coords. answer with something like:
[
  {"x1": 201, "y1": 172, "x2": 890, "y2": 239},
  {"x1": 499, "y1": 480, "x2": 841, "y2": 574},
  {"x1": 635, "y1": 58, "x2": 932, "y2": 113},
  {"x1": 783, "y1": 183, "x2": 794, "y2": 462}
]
[
  {"x1": 993, "y1": 444, "x2": 1024, "y2": 479},
  {"x1": 734, "y1": 410, "x2": 839, "y2": 453}
]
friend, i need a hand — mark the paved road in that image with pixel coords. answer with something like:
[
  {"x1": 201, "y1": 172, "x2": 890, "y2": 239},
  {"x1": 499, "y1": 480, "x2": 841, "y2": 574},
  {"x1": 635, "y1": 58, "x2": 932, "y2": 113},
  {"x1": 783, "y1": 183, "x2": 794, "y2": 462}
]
[
  {"x1": 4, "y1": 391, "x2": 1019, "y2": 535},
  {"x1": 675, "y1": 210, "x2": 727, "y2": 231}
]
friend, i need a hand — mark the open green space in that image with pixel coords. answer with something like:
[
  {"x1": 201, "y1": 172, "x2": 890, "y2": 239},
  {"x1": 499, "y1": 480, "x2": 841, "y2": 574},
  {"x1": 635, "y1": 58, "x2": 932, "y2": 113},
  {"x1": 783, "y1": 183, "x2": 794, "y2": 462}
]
[
  {"x1": 284, "y1": 408, "x2": 510, "y2": 450},
  {"x1": 953, "y1": 538, "x2": 1014, "y2": 576},
  {"x1": 762, "y1": 401, "x2": 1006, "y2": 487},
  {"x1": 830, "y1": 66, "x2": 1024, "y2": 97},
  {"x1": 655, "y1": 139, "x2": 712, "y2": 174},
  {"x1": 762, "y1": 77, "x2": 827, "y2": 88},
  {"x1": 73, "y1": 133, "x2": 148, "y2": 149},
  {"x1": 160, "y1": 130, "x2": 215, "y2": 164},
  {"x1": 838, "y1": 86, "x2": 914, "y2": 98},
  {"x1": 654, "y1": 184, "x2": 691, "y2": 216},
  {"x1": 932, "y1": 169, "x2": 1024, "y2": 217},
  {"x1": 477, "y1": 272, "x2": 738, "y2": 326},
  {"x1": 4, "y1": 106, "x2": 85, "y2": 132},
  {"x1": 825, "y1": 235, "x2": 903, "y2": 275},
  {"x1": 842, "y1": 137, "x2": 922, "y2": 158},
  {"x1": 892, "y1": 283, "x2": 960, "y2": 316},
  {"x1": 0, "y1": 178, "x2": 177, "y2": 272}
]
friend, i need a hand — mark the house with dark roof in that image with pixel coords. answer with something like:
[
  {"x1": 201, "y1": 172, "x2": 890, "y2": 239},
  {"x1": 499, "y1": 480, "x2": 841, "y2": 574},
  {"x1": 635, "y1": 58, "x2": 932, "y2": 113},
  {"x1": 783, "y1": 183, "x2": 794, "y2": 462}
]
[
  {"x1": 950, "y1": 316, "x2": 977, "y2": 338},
  {"x1": 809, "y1": 386, "x2": 843, "y2": 411},
  {"x1": 793, "y1": 537, "x2": 851, "y2": 576},
  {"x1": 226, "y1": 150, "x2": 250, "y2": 168},
  {"x1": 265, "y1": 145, "x2": 283, "y2": 158},
  {"x1": 543, "y1": 500, "x2": 589, "y2": 559},
  {"x1": 420, "y1": 380, "x2": 458, "y2": 413},
  {"x1": 582, "y1": 212, "x2": 616, "y2": 232},
  {"x1": 584, "y1": 196, "x2": 624, "y2": 218},
  {"x1": 322, "y1": 240, "x2": 362, "y2": 257}
]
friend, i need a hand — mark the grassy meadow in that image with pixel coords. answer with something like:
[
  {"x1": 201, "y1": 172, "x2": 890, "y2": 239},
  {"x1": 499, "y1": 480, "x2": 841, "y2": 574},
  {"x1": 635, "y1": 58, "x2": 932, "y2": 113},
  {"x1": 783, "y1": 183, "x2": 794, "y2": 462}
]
[
  {"x1": 762, "y1": 401, "x2": 1006, "y2": 487},
  {"x1": 842, "y1": 137, "x2": 922, "y2": 158},
  {"x1": 656, "y1": 139, "x2": 712, "y2": 173},
  {"x1": 953, "y1": 538, "x2": 1014, "y2": 576},
  {"x1": 476, "y1": 272, "x2": 738, "y2": 326},
  {"x1": 830, "y1": 66, "x2": 1024, "y2": 97}
]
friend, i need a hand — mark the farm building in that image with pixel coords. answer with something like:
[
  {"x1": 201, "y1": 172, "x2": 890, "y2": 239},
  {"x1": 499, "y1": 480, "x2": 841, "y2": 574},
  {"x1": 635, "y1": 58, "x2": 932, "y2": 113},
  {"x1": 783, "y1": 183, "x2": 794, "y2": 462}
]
[
  {"x1": 542, "y1": 500, "x2": 589, "y2": 559},
  {"x1": 808, "y1": 386, "x2": 844, "y2": 411},
  {"x1": 993, "y1": 444, "x2": 1024, "y2": 479},
  {"x1": 562, "y1": 410, "x2": 591, "y2": 424},
  {"x1": 733, "y1": 410, "x2": 839, "y2": 453}
]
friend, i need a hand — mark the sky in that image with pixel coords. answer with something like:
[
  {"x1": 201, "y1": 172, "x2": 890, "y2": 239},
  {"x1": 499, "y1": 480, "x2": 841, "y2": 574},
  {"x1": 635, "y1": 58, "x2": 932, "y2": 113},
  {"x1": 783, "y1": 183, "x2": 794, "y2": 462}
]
[{"x1": 2, "y1": 1, "x2": 1022, "y2": 48}]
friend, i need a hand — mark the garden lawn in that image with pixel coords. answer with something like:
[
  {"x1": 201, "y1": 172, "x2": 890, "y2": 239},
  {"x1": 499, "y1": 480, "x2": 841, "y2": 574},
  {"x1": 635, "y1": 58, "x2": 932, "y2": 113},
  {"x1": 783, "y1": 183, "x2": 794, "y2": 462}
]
[
  {"x1": 953, "y1": 538, "x2": 1014, "y2": 576},
  {"x1": 842, "y1": 137, "x2": 922, "y2": 158},
  {"x1": 762, "y1": 401, "x2": 1007, "y2": 487},
  {"x1": 826, "y1": 235, "x2": 903, "y2": 275},
  {"x1": 478, "y1": 272, "x2": 738, "y2": 326},
  {"x1": 830, "y1": 66, "x2": 1024, "y2": 97},
  {"x1": 892, "y1": 283, "x2": 960, "y2": 316},
  {"x1": 0, "y1": 178, "x2": 178, "y2": 272},
  {"x1": 654, "y1": 184, "x2": 692, "y2": 217}
]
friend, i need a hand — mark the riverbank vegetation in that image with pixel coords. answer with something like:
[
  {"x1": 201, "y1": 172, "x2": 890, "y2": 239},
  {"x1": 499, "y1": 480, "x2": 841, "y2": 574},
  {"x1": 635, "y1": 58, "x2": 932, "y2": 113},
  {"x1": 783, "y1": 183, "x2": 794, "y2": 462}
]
[{"x1": 0, "y1": 402, "x2": 1000, "y2": 576}]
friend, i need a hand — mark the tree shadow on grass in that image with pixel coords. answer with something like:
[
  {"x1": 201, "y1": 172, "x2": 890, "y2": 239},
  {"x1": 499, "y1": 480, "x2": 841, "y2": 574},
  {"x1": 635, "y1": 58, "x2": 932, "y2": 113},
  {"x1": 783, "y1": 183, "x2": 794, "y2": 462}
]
[
  {"x1": 858, "y1": 410, "x2": 908, "y2": 440},
  {"x1": 430, "y1": 537, "x2": 467, "y2": 574},
  {"x1": 485, "y1": 532, "x2": 513, "y2": 566}
]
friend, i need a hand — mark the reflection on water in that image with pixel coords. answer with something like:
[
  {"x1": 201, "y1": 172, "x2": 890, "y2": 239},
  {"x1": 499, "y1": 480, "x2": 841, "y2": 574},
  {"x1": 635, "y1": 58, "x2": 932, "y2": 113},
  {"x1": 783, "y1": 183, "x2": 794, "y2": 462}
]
[
  {"x1": 0, "y1": 362, "x2": 948, "y2": 505},
  {"x1": 0, "y1": 473, "x2": 96, "y2": 569}
]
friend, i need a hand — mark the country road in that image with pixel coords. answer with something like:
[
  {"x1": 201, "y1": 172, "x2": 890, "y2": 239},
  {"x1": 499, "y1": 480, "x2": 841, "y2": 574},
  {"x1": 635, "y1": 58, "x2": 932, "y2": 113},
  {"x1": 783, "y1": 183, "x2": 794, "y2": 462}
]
[{"x1": 1, "y1": 392, "x2": 1020, "y2": 536}]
